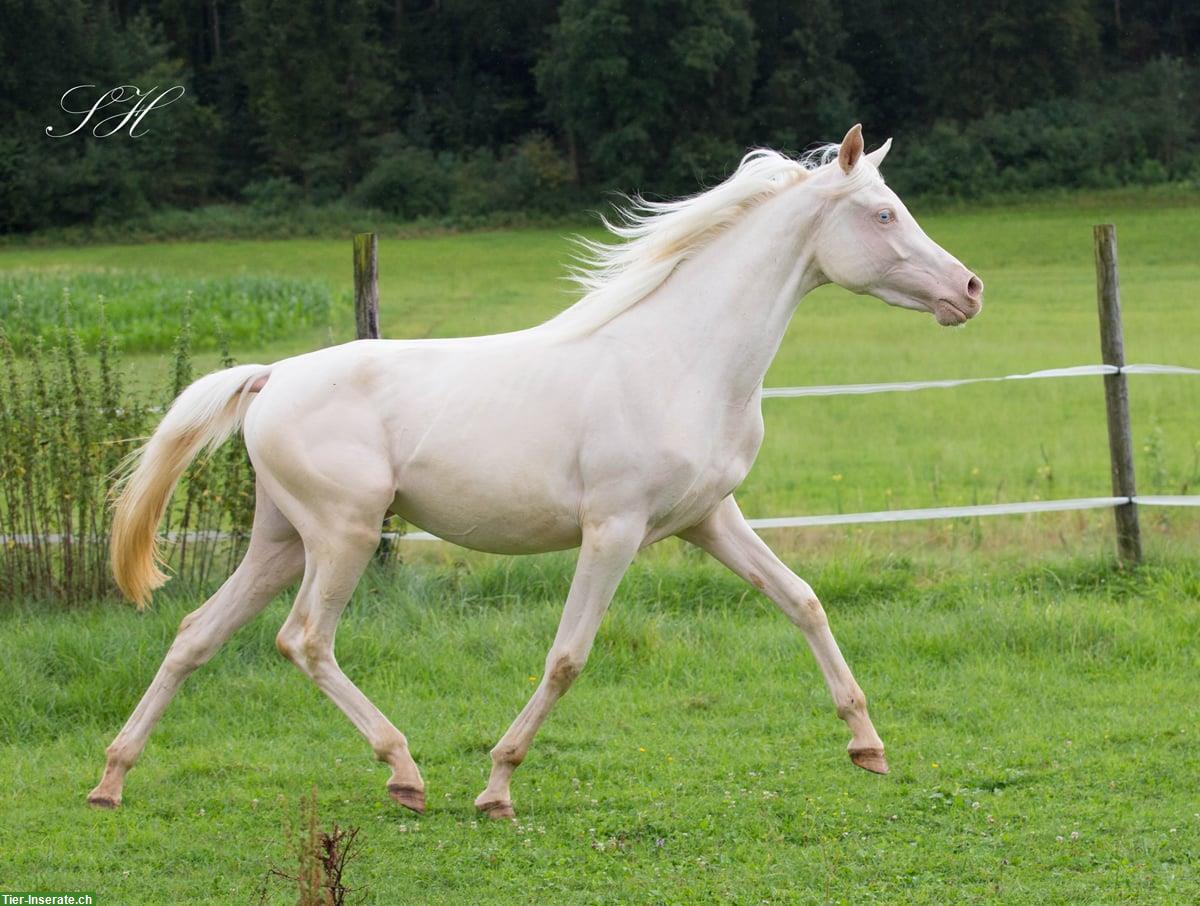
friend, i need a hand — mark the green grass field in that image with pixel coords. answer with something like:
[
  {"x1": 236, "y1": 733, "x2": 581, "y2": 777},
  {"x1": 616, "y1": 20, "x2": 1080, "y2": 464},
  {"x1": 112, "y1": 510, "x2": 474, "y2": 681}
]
[
  {"x1": 1, "y1": 552, "x2": 1198, "y2": 903},
  {"x1": 1, "y1": 188, "x2": 1198, "y2": 902}
]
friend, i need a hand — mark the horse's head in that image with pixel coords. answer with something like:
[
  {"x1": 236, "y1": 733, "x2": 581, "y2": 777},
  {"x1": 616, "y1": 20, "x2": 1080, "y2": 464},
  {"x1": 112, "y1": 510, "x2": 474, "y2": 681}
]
[{"x1": 812, "y1": 124, "x2": 983, "y2": 326}]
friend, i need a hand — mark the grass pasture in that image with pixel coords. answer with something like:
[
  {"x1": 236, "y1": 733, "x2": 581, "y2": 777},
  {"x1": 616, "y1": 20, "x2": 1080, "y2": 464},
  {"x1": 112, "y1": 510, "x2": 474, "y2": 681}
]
[
  {"x1": 0, "y1": 188, "x2": 1198, "y2": 902},
  {"x1": 1, "y1": 552, "x2": 1198, "y2": 903}
]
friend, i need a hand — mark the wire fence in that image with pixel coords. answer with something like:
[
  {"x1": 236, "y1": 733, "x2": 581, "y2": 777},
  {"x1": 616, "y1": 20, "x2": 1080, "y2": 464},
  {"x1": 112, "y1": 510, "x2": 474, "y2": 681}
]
[
  {"x1": 760, "y1": 363, "x2": 1200, "y2": 398},
  {"x1": 5, "y1": 226, "x2": 1197, "y2": 569},
  {"x1": 383, "y1": 362, "x2": 1200, "y2": 542},
  {"x1": 8, "y1": 360, "x2": 1195, "y2": 550}
]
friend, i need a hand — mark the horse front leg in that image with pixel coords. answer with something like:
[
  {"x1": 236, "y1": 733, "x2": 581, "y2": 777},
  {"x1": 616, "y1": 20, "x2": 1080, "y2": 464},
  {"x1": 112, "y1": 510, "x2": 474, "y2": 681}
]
[
  {"x1": 475, "y1": 517, "x2": 643, "y2": 819},
  {"x1": 679, "y1": 496, "x2": 888, "y2": 774}
]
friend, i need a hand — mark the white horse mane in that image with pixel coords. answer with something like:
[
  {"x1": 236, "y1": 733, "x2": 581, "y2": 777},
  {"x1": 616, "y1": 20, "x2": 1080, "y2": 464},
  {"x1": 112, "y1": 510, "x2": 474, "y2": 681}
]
[{"x1": 547, "y1": 145, "x2": 884, "y2": 336}]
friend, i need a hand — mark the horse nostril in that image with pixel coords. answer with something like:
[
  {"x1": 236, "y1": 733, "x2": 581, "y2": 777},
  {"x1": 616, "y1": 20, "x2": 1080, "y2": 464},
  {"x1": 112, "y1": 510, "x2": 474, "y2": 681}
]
[{"x1": 967, "y1": 275, "x2": 983, "y2": 299}]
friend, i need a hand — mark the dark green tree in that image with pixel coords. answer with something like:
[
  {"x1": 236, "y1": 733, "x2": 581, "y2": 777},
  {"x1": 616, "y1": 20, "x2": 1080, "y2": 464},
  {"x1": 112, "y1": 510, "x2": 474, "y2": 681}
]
[
  {"x1": 237, "y1": 0, "x2": 395, "y2": 199},
  {"x1": 0, "y1": 0, "x2": 1197, "y2": 231},
  {"x1": 536, "y1": 0, "x2": 757, "y2": 192},
  {"x1": 0, "y1": 0, "x2": 221, "y2": 230},
  {"x1": 841, "y1": 0, "x2": 1101, "y2": 133},
  {"x1": 388, "y1": 0, "x2": 558, "y2": 151},
  {"x1": 750, "y1": 0, "x2": 859, "y2": 151}
]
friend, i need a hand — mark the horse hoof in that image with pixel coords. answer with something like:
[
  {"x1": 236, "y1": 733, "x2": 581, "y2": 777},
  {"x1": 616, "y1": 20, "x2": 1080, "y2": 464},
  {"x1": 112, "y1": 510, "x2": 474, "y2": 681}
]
[
  {"x1": 87, "y1": 793, "x2": 120, "y2": 810},
  {"x1": 388, "y1": 784, "x2": 426, "y2": 815},
  {"x1": 476, "y1": 799, "x2": 516, "y2": 820},
  {"x1": 849, "y1": 747, "x2": 889, "y2": 775}
]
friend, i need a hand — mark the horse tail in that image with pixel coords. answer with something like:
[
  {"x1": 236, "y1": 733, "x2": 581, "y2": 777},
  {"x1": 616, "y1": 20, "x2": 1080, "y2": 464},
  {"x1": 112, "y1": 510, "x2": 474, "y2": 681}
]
[{"x1": 111, "y1": 363, "x2": 272, "y2": 608}]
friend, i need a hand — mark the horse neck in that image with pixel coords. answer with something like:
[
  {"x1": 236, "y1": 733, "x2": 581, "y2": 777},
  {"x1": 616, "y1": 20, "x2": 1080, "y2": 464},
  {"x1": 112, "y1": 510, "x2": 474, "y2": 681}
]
[{"x1": 599, "y1": 185, "x2": 825, "y2": 403}]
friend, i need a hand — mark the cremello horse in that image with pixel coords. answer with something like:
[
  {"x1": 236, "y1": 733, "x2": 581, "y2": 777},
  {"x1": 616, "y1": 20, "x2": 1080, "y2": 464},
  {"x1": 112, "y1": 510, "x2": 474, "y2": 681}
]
[{"x1": 90, "y1": 125, "x2": 982, "y2": 819}]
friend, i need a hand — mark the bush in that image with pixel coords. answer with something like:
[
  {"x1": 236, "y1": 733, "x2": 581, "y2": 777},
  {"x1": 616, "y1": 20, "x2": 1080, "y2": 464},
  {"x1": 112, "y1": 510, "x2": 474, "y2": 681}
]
[
  {"x1": 354, "y1": 132, "x2": 578, "y2": 220},
  {"x1": 1, "y1": 55, "x2": 223, "y2": 233},
  {"x1": 489, "y1": 133, "x2": 576, "y2": 212},
  {"x1": 887, "y1": 57, "x2": 1200, "y2": 198},
  {"x1": 352, "y1": 144, "x2": 453, "y2": 219},
  {"x1": 243, "y1": 177, "x2": 305, "y2": 213}
]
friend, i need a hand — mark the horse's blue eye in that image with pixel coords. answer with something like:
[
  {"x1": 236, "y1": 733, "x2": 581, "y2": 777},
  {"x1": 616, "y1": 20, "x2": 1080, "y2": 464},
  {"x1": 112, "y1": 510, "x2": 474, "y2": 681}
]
[{"x1": 877, "y1": 209, "x2": 893, "y2": 223}]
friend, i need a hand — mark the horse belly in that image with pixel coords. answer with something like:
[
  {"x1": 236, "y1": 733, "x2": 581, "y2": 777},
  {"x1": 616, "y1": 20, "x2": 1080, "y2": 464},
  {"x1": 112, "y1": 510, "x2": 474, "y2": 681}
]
[
  {"x1": 389, "y1": 445, "x2": 584, "y2": 554},
  {"x1": 391, "y1": 496, "x2": 583, "y2": 554}
]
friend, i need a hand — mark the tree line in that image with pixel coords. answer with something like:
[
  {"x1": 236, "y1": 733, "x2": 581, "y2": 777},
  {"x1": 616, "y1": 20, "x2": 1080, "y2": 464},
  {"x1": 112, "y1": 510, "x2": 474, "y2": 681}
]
[{"x1": 1, "y1": 0, "x2": 1198, "y2": 232}]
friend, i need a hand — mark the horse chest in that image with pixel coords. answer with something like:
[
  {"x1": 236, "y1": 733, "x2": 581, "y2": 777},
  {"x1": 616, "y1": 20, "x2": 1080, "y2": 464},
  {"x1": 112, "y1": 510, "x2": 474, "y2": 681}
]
[{"x1": 639, "y1": 406, "x2": 764, "y2": 535}]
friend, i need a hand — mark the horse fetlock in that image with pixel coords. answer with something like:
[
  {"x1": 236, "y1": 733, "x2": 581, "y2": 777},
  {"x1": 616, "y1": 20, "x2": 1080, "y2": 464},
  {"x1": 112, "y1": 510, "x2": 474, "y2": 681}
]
[
  {"x1": 375, "y1": 738, "x2": 414, "y2": 769},
  {"x1": 103, "y1": 741, "x2": 134, "y2": 772},
  {"x1": 835, "y1": 687, "x2": 868, "y2": 721},
  {"x1": 490, "y1": 742, "x2": 525, "y2": 768}
]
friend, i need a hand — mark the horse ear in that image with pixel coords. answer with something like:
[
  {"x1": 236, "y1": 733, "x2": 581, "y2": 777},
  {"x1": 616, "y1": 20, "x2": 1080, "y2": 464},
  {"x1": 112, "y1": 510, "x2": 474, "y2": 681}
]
[
  {"x1": 866, "y1": 137, "x2": 892, "y2": 169},
  {"x1": 838, "y1": 124, "x2": 864, "y2": 174}
]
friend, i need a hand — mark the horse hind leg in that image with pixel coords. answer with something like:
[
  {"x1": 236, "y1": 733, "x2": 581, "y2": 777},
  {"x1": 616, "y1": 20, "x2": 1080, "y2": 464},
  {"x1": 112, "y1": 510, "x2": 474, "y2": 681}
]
[
  {"x1": 273, "y1": 525, "x2": 427, "y2": 814},
  {"x1": 88, "y1": 485, "x2": 304, "y2": 808}
]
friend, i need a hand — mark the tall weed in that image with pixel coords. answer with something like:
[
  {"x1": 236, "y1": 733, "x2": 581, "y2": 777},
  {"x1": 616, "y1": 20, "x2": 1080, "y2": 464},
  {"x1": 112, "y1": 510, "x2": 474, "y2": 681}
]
[{"x1": 0, "y1": 304, "x2": 256, "y2": 604}]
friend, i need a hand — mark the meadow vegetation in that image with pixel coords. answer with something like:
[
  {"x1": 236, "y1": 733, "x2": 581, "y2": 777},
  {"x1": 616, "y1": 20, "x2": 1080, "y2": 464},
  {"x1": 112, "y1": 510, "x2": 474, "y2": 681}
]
[
  {"x1": 0, "y1": 302, "x2": 257, "y2": 603},
  {"x1": 0, "y1": 270, "x2": 333, "y2": 353},
  {"x1": 0, "y1": 551, "x2": 1197, "y2": 903}
]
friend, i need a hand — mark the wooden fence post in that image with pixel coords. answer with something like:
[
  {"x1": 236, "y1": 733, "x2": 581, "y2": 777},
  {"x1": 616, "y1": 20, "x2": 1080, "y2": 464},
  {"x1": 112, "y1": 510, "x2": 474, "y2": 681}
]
[
  {"x1": 1093, "y1": 223, "x2": 1142, "y2": 565},
  {"x1": 353, "y1": 232, "x2": 380, "y2": 340},
  {"x1": 353, "y1": 231, "x2": 393, "y2": 559}
]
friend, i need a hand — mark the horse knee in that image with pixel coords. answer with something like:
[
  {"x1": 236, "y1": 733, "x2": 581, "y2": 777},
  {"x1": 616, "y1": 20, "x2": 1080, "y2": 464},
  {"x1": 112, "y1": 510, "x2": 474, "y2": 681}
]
[
  {"x1": 301, "y1": 634, "x2": 334, "y2": 678},
  {"x1": 104, "y1": 740, "x2": 134, "y2": 771},
  {"x1": 800, "y1": 594, "x2": 828, "y2": 628},
  {"x1": 545, "y1": 649, "x2": 585, "y2": 691},
  {"x1": 787, "y1": 588, "x2": 828, "y2": 631},
  {"x1": 165, "y1": 616, "x2": 217, "y2": 671}
]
